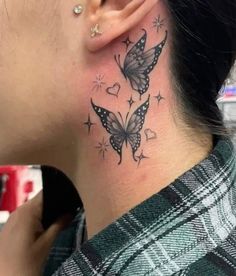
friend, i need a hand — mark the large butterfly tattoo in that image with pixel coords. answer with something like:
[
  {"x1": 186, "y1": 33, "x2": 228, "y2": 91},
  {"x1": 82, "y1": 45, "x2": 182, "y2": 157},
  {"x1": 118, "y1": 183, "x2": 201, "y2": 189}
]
[
  {"x1": 115, "y1": 30, "x2": 168, "y2": 98},
  {"x1": 91, "y1": 96, "x2": 150, "y2": 165}
]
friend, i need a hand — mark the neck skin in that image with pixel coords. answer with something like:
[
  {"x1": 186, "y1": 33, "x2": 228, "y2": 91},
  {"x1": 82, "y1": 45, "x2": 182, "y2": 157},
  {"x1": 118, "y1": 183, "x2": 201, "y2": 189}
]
[
  {"x1": 74, "y1": 120, "x2": 212, "y2": 240},
  {"x1": 54, "y1": 112, "x2": 213, "y2": 240},
  {"x1": 0, "y1": 66, "x2": 213, "y2": 241},
  {"x1": 63, "y1": 40, "x2": 213, "y2": 237},
  {"x1": 0, "y1": 13, "x2": 213, "y2": 239},
  {"x1": 70, "y1": 26, "x2": 213, "y2": 238}
]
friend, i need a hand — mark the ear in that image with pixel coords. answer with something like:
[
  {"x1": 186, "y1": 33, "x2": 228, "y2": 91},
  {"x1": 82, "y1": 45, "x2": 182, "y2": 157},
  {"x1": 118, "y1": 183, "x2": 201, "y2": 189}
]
[{"x1": 85, "y1": 0, "x2": 158, "y2": 52}]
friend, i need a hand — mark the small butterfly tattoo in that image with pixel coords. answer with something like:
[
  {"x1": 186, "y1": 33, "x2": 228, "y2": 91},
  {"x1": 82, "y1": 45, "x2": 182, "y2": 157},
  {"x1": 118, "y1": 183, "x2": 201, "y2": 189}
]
[
  {"x1": 114, "y1": 29, "x2": 168, "y2": 99},
  {"x1": 91, "y1": 96, "x2": 150, "y2": 165}
]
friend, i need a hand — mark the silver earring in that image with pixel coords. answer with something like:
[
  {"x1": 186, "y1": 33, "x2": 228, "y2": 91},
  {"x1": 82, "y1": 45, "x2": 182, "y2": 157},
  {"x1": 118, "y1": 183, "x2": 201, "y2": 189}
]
[
  {"x1": 90, "y1": 24, "x2": 103, "y2": 38},
  {"x1": 73, "y1": 5, "x2": 83, "y2": 15}
]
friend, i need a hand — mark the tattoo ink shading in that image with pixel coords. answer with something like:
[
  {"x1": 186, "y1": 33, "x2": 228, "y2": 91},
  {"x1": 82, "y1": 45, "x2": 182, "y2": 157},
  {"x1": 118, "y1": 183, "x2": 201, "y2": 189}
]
[
  {"x1": 144, "y1": 129, "x2": 157, "y2": 141},
  {"x1": 136, "y1": 150, "x2": 149, "y2": 167},
  {"x1": 95, "y1": 137, "x2": 110, "y2": 160},
  {"x1": 154, "y1": 91, "x2": 165, "y2": 105},
  {"x1": 106, "y1": 83, "x2": 121, "y2": 98},
  {"x1": 91, "y1": 96, "x2": 150, "y2": 165},
  {"x1": 84, "y1": 114, "x2": 96, "y2": 134},
  {"x1": 153, "y1": 15, "x2": 165, "y2": 33},
  {"x1": 122, "y1": 37, "x2": 134, "y2": 51},
  {"x1": 114, "y1": 30, "x2": 168, "y2": 99},
  {"x1": 127, "y1": 96, "x2": 135, "y2": 109},
  {"x1": 92, "y1": 74, "x2": 106, "y2": 92}
]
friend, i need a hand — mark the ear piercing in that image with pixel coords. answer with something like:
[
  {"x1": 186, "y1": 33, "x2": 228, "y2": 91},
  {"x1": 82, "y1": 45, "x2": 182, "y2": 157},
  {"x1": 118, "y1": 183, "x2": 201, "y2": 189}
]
[
  {"x1": 72, "y1": 5, "x2": 102, "y2": 38},
  {"x1": 91, "y1": 24, "x2": 103, "y2": 38},
  {"x1": 73, "y1": 5, "x2": 83, "y2": 15}
]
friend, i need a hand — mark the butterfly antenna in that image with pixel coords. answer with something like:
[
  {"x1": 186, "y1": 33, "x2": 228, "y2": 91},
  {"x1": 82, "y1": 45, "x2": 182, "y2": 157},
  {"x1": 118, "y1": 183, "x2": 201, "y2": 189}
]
[
  {"x1": 125, "y1": 112, "x2": 129, "y2": 127},
  {"x1": 118, "y1": 112, "x2": 125, "y2": 129},
  {"x1": 114, "y1": 54, "x2": 120, "y2": 68},
  {"x1": 125, "y1": 112, "x2": 130, "y2": 148},
  {"x1": 114, "y1": 55, "x2": 126, "y2": 79}
]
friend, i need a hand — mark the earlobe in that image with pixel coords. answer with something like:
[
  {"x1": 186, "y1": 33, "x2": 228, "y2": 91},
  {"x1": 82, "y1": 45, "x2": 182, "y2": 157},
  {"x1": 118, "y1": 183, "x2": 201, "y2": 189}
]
[{"x1": 85, "y1": 0, "x2": 159, "y2": 52}]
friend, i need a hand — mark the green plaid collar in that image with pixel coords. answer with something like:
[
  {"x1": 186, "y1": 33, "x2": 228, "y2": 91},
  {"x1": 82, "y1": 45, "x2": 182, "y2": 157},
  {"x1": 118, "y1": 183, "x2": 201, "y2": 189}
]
[{"x1": 45, "y1": 138, "x2": 236, "y2": 275}]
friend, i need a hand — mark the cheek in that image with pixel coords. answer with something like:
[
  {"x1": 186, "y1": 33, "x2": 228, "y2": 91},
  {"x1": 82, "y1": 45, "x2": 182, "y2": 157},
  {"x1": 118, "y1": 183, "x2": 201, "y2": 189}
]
[
  {"x1": 0, "y1": 1, "x2": 62, "y2": 52},
  {"x1": 0, "y1": 1, "x2": 81, "y2": 143},
  {"x1": 0, "y1": 0, "x2": 65, "y2": 109}
]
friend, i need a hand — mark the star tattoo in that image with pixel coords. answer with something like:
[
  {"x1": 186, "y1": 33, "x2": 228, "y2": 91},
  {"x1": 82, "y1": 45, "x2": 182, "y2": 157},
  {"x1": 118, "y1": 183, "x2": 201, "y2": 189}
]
[
  {"x1": 95, "y1": 138, "x2": 110, "y2": 160},
  {"x1": 153, "y1": 15, "x2": 165, "y2": 33},
  {"x1": 84, "y1": 114, "x2": 95, "y2": 134},
  {"x1": 92, "y1": 74, "x2": 106, "y2": 92},
  {"x1": 122, "y1": 36, "x2": 134, "y2": 51},
  {"x1": 154, "y1": 91, "x2": 165, "y2": 105},
  {"x1": 127, "y1": 96, "x2": 136, "y2": 109},
  {"x1": 136, "y1": 150, "x2": 149, "y2": 167}
]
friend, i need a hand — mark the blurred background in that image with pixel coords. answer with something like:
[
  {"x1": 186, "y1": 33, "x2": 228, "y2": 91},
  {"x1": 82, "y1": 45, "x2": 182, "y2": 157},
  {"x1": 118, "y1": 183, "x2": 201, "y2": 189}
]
[
  {"x1": 218, "y1": 62, "x2": 236, "y2": 144},
  {"x1": 0, "y1": 63, "x2": 236, "y2": 229},
  {"x1": 0, "y1": 166, "x2": 42, "y2": 229}
]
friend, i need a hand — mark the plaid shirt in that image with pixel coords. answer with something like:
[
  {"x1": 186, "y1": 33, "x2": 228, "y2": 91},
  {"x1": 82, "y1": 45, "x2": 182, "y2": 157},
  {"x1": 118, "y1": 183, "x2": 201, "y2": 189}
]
[{"x1": 44, "y1": 138, "x2": 236, "y2": 275}]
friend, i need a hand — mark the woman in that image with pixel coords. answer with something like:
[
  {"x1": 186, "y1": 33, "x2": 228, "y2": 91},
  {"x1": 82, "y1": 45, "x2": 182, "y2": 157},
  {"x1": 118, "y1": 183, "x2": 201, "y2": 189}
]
[{"x1": 0, "y1": 0, "x2": 236, "y2": 275}]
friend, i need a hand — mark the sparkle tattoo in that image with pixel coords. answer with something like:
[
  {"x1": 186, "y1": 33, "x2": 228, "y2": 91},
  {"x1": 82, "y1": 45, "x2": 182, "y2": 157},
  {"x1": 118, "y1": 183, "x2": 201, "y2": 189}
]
[
  {"x1": 154, "y1": 91, "x2": 165, "y2": 105},
  {"x1": 92, "y1": 74, "x2": 106, "y2": 92},
  {"x1": 127, "y1": 96, "x2": 135, "y2": 109},
  {"x1": 136, "y1": 150, "x2": 149, "y2": 167},
  {"x1": 83, "y1": 114, "x2": 96, "y2": 134},
  {"x1": 91, "y1": 96, "x2": 150, "y2": 165},
  {"x1": 114, "y1": 30, "x2": 168, "y2": 99},
  {"x1": 122, "y1": 37, "x2": 134, "y2": 51},
  {"x1": 153, "y1": 15, "x2": 165, "y2": 32},
  {"x1": 95, "y1": 138, "x2": 110, "y2": 160}
]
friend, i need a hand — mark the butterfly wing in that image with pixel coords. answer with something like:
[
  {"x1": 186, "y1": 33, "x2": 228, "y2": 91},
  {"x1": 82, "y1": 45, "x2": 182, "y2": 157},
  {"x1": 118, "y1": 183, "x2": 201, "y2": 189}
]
[
  {"x1": 91, "y1": 99, "x2": 125, "y2": 164},
  {"x1": 142, "y1": 30, "x2": 168, "y2": 76},
  {"x1": 126, "y1": 96, "x2": 150, "y2": 161},
  {"x1": 124, "y1": 29, "x2": 147, "y2": 69},
  {"x1": 123, "y1": 30, "x2": 168, "y2": 96},
  {"x1": 127, "y1": 133, "x2": 141, "y2": 162},
  {"x1": 127, "y1": 73, "x2": 150, "y2": 98}
]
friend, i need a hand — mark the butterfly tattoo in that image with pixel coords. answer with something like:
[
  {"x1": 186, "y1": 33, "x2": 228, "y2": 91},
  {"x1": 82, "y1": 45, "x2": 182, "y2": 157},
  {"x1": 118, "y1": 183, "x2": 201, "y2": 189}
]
[
  {"x1": 91, "y1": 96, "x2": 150, "y2": 165},
  {"x1": 115, "y1": 29, "x2": 168, "y2": 99}
]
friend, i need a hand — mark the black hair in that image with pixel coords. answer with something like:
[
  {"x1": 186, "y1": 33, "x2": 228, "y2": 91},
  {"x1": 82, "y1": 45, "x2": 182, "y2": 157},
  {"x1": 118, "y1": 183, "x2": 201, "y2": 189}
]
[{"x1": 166, "y1": 0, "x2": 236, "y2": 135}]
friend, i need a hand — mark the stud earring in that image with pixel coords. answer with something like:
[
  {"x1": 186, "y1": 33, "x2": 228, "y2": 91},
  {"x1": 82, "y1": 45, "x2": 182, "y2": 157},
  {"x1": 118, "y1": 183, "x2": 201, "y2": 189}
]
[
  {"x1": 73, "y1": 5, "x2": 83, "y2": 15},
  {"x1": 90, "y1": 24, "x2": 103, "y2": 38}
]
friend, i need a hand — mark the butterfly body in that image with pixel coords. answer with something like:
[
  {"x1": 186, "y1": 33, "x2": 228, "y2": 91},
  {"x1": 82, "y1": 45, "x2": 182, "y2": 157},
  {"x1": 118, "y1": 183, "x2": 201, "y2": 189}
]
[
  {"x1": 91, "y1": 96, "x2": 150, "y2": 165},
  {"x1": 115, "y1": 30, "x2": 168, "y2": 98}
]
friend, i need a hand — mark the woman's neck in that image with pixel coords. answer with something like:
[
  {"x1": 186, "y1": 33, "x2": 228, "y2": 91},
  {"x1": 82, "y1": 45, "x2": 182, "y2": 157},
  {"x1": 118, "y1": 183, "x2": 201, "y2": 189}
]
[{"x1": 66, "y1": 109, "x2": 213, "y2": 239}]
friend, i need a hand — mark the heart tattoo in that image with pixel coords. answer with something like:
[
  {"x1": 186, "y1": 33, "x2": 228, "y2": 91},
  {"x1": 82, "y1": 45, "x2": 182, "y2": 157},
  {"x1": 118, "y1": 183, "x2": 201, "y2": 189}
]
[
  {"x1": 106, "y1": 83, "x2": 121, "y2": 97},
  {"x1": 145, "y1": 129, "x2": 157, "y2": 141}
]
